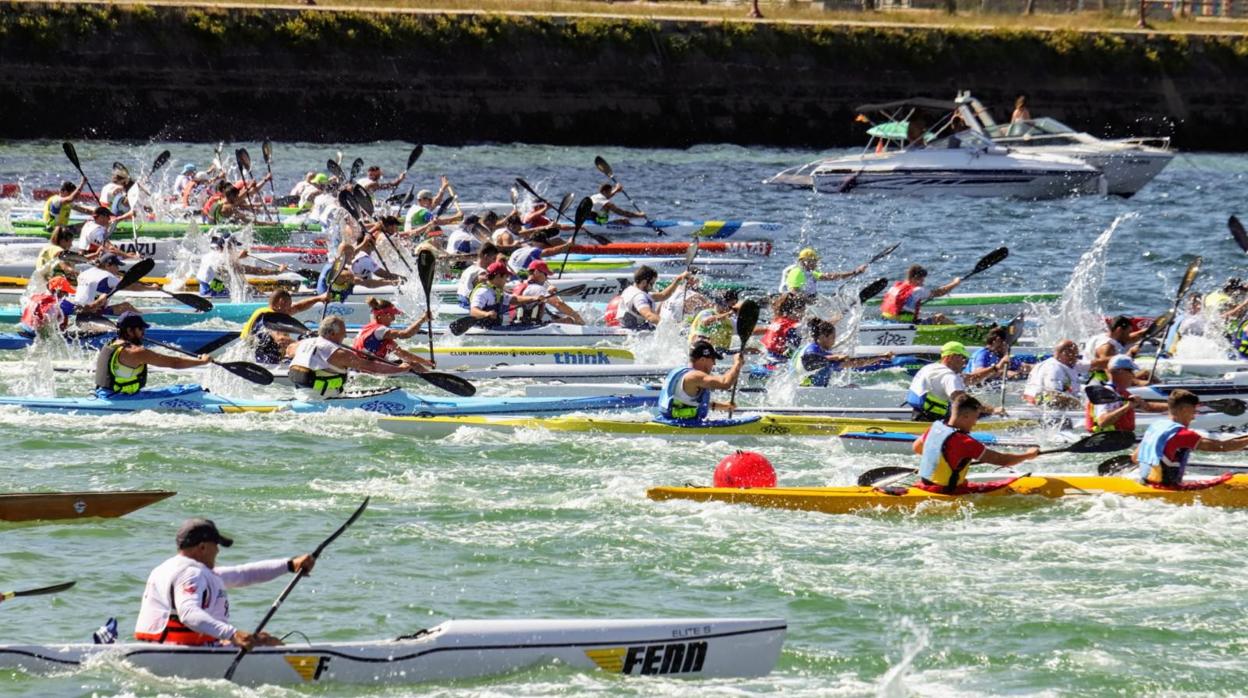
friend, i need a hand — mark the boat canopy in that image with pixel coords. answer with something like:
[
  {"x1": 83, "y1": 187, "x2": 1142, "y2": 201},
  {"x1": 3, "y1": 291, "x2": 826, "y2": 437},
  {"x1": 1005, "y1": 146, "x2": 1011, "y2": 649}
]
[{"x1": 853, "y1": 98, "x2": 959, "y2": 114}]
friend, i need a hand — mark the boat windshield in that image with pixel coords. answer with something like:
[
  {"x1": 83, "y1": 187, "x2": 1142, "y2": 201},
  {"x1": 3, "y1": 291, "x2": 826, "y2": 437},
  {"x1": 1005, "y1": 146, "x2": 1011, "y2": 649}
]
[
  {"x1": 925, "y1": 130, "x2": 997, "y2": 151},
  {"x1": 987, "y1": 118, "x2": 1077, "y2": 139}
]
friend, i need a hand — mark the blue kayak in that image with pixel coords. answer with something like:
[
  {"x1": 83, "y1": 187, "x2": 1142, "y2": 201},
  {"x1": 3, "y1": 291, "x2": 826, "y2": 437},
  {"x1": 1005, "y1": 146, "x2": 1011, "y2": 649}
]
[
  {"x1": 0, "y1": 385, "x2": 655, "y2": 416},
  {"x1": 0, "y1": 329, "x2": 239, "y2": 354}
]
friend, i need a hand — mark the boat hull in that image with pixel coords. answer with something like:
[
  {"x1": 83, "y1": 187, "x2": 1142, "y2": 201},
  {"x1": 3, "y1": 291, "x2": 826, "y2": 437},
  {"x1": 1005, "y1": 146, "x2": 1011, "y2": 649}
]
[
  {"x1": 0, "y1": 490, "x2": 175, "y2": 522},
  {"x1": 0, "y1": 617, "x2": 786, "y2": 685}
]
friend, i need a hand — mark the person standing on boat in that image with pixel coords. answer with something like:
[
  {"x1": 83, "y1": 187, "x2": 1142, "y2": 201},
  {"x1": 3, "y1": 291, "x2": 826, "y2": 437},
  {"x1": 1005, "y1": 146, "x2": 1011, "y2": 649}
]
[
  {"x1": 94, "y1": 313, "x2": 212, "y2": 396},
  {"x1": 906, "y1": 342, "x2": 1001, "y2": 421},
  {"x1": 879, "y1": 264, "x2": 961, "y2": 325},
  {"x1": 1023, "y1": 339, "x2": 1100, "y2": 409},
  {"x1": 196, "y1": 232, "x2": 287, "y2": 298},
  {"x1": 1086, "y1": 356, "x2": 1167, "y2": 433},
  {"x1": 797, "y1": 318, "x2": 892, "y2": 387},
  {"x1": 656, "y1": 340, "x2": 745, "y2": 422},
  {"x1": 1011, "y1": 96, "x2": 1032, "y2": 124},
  {"x1": 589, "y1": 183, "x2": 644, "y2": 225},
  {"x1": 910, "y1": 394, "x2": 1039, "y2": 494},
  {"x1": 1132, "y1": 390, "x2": 1248, "y2": 486},
  {"x1": 511, "y1": 260, "x2": 585, "y2": 325},
  {"x1": 1082, "y1": 315, "x2": 1149, "y2": 383},
  {"x1": 74, "y1": 254, "x2": 161, "y2": 317},
  {"x1": 134, "y1": 518, "x2": 314, "y2": 649},
  {"x1": 240, "y1": 288, "x2": 330, "y2": 364},
  {"x1": 353, "y1": 298, "x2": 435, "y2": 369},
  {"x1": 289, "y1": 315, "x2": 415, "y2": 397},
  {"x1": 777, "y1": 248, "x2": 867, "y2": 298},
  {"x1": 614, "y1": 266, "x2": 689, "y2": 331},
  {"x1": 43, "y1": 178, "x2": 92, "y2": 232}
]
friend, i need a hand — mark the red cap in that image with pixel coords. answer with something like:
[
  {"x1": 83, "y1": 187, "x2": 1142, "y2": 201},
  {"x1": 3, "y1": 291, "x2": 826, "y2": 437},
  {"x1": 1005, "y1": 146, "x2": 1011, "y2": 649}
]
[
  {"x1": 527, "y1": 259, "x2": 551, "y2": 275},
  {"x1": 373, "y1": 303, "x2": 400, "y2": 317},
  {"x1": 486, "y1": 261, "x2": 510, "y2": 278}
]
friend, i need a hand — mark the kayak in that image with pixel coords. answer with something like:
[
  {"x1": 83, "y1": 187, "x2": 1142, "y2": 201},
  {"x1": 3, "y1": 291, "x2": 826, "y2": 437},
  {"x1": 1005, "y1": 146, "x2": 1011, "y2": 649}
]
[
  {"x1": 0, "y1": 385, "x2": 653, "y2": 417},
  {"x1": 864, "y1": 291, "x2": 1060, "y2": 313},
  {"x1": 0, "y1": 328, "x2": 238, "y2": 354},
  {"x1": 837, "y1": 430, "x2": 1037, "y2": 455},
  {"x1": 1131, "y1": 374, "x2": 1248, "y2": 400},
  {"x1": 580, "y1": 219, "x2": 784, "y2": 240},
  {"x1": 424, "y1": 346, "x2": 635, "y2": 368},
  {"x1": 646, "y1": 474, "x2": 1248, "y2": 514},
  {"x1": 801, "y1": 404, "x2": 1248, "y2": 432},
  {"x1": 0, "y1": 490, "x2": 175, "y2": 522},
  {"x1": 0, "y1": 617, "x2": 786, "y2": 685},
  {"x1": 375, "y1": 413, "x2": 1029, "y2": 440},
  {"x1": 568, "y1": 240, "x2": 773, "y2": 257},
  {"x1": 7, "y1": 218, "x2": 320, "y2": 239}
]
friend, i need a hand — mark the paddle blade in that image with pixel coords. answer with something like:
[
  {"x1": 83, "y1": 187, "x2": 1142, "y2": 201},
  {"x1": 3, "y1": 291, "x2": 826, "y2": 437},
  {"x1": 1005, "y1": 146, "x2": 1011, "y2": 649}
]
[
  {"x1": 1205, "y1": 398, "x2": 1247, "y2": 417},
  {"x1": 74, "y1": 313, "x2": 118, "y2": 334},
  {"x1": 406, "y1": 145, "x2": 423, "y2": 171},
  {"x1": 449, "y1": 315, "x2": 480, "y2": 336},
  {"x1": 857, "y1": 466, "x2": 917, "y2": 487},
  {"x1": 1176, "y1": 256, "x2": 1202, "y2": 299},
  {"x1": 435, "y1": 195, "x2": 454, "y2": 217},
  {"x1": 586, "y1": 231, "x2": 613, "y2": 245},
  {"x1": 594, "y1": 155, "x2": 613, "y2": 178},
  {"x1": 869, "y1": 242, "x2": 900, "y2": 264},
  {"x1": 973, "y1": 247, "x2": 1009, "y2": 275},
  {"x1": 858, "y1": 277, "x2": 889, "y2": 303},
  {"x1": 1230, "y1": 216, "x2": 1248, "y2": 254},
  {"x1": 215, "y1": 360, "x2": 274, "y2": 385},
  {"x1": 167, "y1": 291, "x2": 213, "y2": 313},
  {"x1": 1004, "y1": 312, "x2": 1026, "y2": 348},
  {"x1": 352, "y1": 185, "x2": 374, "y2": 217},
  {"x1": 257, "y1": 311, "x2": 310, "y2": 336},
  {"x1": 1084, "y1": 384, "x2": 1120, "y2": 405},
  {"x1": 1062, "y1": 430, "x2": 1136, "y2": 454},
  {"x1": 151, "y1": 150, "x2": 171, "y2": 173},
  {"x1": 736, "y1": 299, "x2": 761, "y2": 342},
  {"x1": 4, "y1": 581, "x2": 76, "y2": 600},
  {"x1": 60, "y1": 251, "x2": 92, "y2": 265},
  {"x1": 117, "y1": 258, "x2": 157, "y2": 291},
  {"x1": 1097, "y1": 454, "x2": 1136, "y2": 476},
  {"x1": 574, "y1": 197, "x2": 594, "y2": 232},
  {"x1": 62, "y1": 142, "x2": 81, "y2": 169},
  {"x1": 338, "y1": 191, "x2": 360, "y2": 220},
  {"x1": 557, "y1": 192, "x2": 575, "y2": 217},
  {"x1": 417, "y1": 370, "x2": 476, "y2": 397},
  {"x1": 349, "y1": 157, "x2": 364, "y2": 182},
  {"x1": 326, "y1": 158, "x2": 345, "y2": 181},
  {"x1": 515, "y1": 178, "x2": 542, "y2": 203},
  {"x1": 684, "y1": 242, "x2": 698, "y2": 266},
  {"x1": 235, "y1": 148, "x2": 251, "y2": 176},
  {"x1": 262, "y1": 140, "x2": 273, "y2": 164},
  {"x1": 417, "y1": 249, "x2": 437, "y2": 295},
  {"x1": 1141, "y1": 310, "x2": 1176, "y2": 343}
]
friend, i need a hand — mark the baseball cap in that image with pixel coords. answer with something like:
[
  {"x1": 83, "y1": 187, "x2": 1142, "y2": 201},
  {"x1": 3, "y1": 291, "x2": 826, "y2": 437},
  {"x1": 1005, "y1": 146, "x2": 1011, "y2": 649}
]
[
  {"x1": 486, "y1": 261, "x2": 510, "y2": 278},
  {"x1": 690, "y1": 340, "x2": 724, "y2": 361},
  {"x1": 176, "y1": 518, "x2": 234, "y2": 549},
  {"x1": 528, "y1": 259, "x2": 551, "y2": 275},
  {"x1": 312, "y1": 173, "x2": 330, "y2": 185},
  {"x1": 116, "y1": 311, "x2": 150, "y2": 330},
  {"x1": 417, "y1": 189, "x2": 433, "y2": 200},
  {"x1": 940, "y1": 341, "x2": 970, "y2": 359},
  {"x1": 181, "y1": 164, "x2": 197, "y2": 174},
  {"x1": 798, "y1": 248, "x2": 819, "y2": 261},
  {"x1": 1109, "y1": 355, "x2": 1139, "y2": 372}
]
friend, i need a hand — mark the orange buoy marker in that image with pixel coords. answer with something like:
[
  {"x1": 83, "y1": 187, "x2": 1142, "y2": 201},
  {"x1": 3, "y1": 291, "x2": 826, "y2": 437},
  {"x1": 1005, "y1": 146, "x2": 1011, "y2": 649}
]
[{"x1": 713, "y1": 450, "x2": 776, "y2": 489}]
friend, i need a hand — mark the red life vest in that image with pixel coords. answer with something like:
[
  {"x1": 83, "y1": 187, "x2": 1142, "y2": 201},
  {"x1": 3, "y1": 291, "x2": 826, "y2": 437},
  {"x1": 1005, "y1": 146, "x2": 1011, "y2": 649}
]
[
  {"x1": 880, "y1": 281, "x2": 918, "y2": 319},
  {"x1": 134, "y1": 616, "x2": 220, "y2": 646},
  {"x1": 353, "y1": 321, "x2": 395, "y2": 358},
  {"x1": 604, "y1": 294, "x2": 622, "y2": 327},
  {"x1": 761, "y1": 316, "x2": 801, "y2": 357},
  {"x1": 201, "y1": 192, "x2": 225, "y2": 218},
  {"x1": 1084, "y1": 385, "x2": 1136, "y2": 432},
  {"x1": 20, "y1": 293, "x2": 65, "y2": 331}
]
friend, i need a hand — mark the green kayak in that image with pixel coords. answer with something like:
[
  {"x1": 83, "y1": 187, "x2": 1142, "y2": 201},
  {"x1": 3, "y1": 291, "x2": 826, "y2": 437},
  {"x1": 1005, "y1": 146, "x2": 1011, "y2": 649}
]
[
  {"x1": 7, "y1": 219, "x2": 320, "y2": 243},
  {"x1": 866, "y1": 292, "x2": 1058, "y2": 312}
]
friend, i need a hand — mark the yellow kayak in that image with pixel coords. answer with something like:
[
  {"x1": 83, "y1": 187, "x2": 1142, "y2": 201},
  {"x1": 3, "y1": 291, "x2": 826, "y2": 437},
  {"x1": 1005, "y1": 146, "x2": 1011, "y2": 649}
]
[
  {"x1": 375, "y1": 414, "x2": 1030, "y2": 440},
  {"x1": 0, "y1": 275, "x2": 298, "y2": 291},
  {"x1": 647, "y1": 474, "x2": 1248, "y2": 514}
]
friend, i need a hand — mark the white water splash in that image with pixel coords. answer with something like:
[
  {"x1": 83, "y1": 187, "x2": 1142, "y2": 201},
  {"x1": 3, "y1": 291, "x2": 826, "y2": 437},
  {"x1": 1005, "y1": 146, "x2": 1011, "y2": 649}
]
[
  {"x1": 1033, "y1": 212, "x2": 1137, "y2": 348},
  {"x1": 876, "y1": 617, "x2": 930, "y2": 698}
]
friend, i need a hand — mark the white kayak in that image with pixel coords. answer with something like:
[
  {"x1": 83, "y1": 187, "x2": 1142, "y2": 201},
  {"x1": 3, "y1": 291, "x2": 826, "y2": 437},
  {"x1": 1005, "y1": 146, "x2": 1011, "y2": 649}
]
[
  {"x1": 1132, "y1": 373, "x2": 1248, "y2": 401},
  {"x1": 0, "y1": 617, "x2": 786, "y2": 686},
  {"x1": 768, "y1": 404, "x2": 1248, "y2": 433}
]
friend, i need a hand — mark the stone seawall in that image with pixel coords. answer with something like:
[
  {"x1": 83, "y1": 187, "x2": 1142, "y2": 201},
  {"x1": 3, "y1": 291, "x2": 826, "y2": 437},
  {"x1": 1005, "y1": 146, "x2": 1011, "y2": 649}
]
[{"x1": 2, "y1": 3, "x2": 1246, "y2": 148}]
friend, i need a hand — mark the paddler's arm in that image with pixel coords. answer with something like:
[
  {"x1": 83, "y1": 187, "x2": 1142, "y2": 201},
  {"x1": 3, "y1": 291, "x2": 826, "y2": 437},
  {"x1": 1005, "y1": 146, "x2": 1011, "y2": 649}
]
[
  {"x1": 833, "y1": 352, "x2": 892, "y2": 369},
  {"x1": 1196, "y1": 433, "x2": 1248, "y2": 452},
  {"x1": 122, "y1": 346, "x2": 212, "y2": 370},
  {"x1": 355, "y1": 275, "x2": 399, "y2": 289},
  {"x1": 929, "y1": 277, "x2": 962, "y2": 299},
  {"x1": 391, "y1": 346, "x2": 435, "y2": 370},
  {"x1": 386, "y1": 313, "x2": 433, "y2": 340},
  {"x1": 817, "y1": 264, "x2": 868, "y2": 282},
  {"x1": 328, "y1": 348, "x2": 412, "y2": 376},
  {"x1": 965, "y1": 357, "x2": 1011, "y2": 385},
  {"x1": 978, "y1": 446, "x2": 1041, "y2": 468},
  {"x1": 650, "y1": 273, "x2": 691, "y2": 303},
  {"x1": 1094, "y1": 397, "x2": 1142, "y2": 428},
  {"x1": 547, "y1": 296, "x2": 584, "y2": 325},
  {"x1": 287, "y1": 292, "x2": 330, "y2": 315},
  {"x1": 686, "y1": 353, "x2": 745, "y2": 394}
]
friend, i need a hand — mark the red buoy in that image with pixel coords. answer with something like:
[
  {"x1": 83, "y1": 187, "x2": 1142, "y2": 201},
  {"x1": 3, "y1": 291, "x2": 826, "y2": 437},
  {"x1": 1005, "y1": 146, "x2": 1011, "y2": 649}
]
[{"x1": 713, "y1": 450, "x2": 776, "y2": 489}]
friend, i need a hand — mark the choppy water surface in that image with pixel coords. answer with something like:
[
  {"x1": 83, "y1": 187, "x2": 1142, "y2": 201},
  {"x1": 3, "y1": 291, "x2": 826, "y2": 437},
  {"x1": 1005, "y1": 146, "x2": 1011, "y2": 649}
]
[{"x1": 2, "y1": 142, "x2": 1248, "y2": 697}]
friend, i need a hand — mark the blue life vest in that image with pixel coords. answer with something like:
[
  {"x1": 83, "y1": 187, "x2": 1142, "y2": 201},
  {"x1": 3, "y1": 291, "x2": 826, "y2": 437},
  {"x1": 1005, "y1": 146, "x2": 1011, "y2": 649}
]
[
  {"x1": 1136, "y1": 418, "x2": 1189, "y2": 484},
  {"x1": 797, "y1": 342, "x2": 840, "y2": 387},
  {"x1": 656, "y1": 367, "x2": 710, "y2": 421}
]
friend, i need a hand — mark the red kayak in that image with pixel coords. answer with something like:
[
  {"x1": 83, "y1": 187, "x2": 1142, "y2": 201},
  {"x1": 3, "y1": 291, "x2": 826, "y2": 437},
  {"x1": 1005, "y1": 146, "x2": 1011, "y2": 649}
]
[
  {"x1": 1, "y1": 185, "x2": 97, "y2": 202},
  {"x1": 569, "y1": 241, "x2": 771, "y2": 256}
]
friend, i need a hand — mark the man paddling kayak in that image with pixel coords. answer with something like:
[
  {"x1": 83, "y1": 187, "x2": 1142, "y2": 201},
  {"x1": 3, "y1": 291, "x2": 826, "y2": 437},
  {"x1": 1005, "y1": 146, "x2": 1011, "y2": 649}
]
[
  {"x1": 777, "y1": 248, "x2": 866, "y2": 298},
  {"x1": 589, "y1": 183, "x2": 644, "y2": 224},
  {"x1": 95, "y1": 313, "x2": 212, "y2": 396},
  {"x1": 910, "y1": 394, "x2": 1039, "y2": 494},
  {"x1": 613, "y1": 266, "x2": 690, "y2": 331},
  {"x1": 353, "y1": 298, "x2": 435, "y2": 369},
  {"x1": 689, "y1": 290, "x2": 740, "y2": 351},
  {"x1": 879, "y1": 264, "x2": 961, "y2": 325},
  {"x1": 907, "y1": 342, "x2": 1002, "y2": 421},
  {"x1": 77, "y1": 206, "x2": 132, "y2": 260},
  {"x1": 42, "y1": 179, "x2": 92, "y2": 231},
  {"x1": 512, "y1": 260, "x2": 585, "y2": 325},
  {"x1": 1087, "y1": 356, "x2": 1166, "y2": 433},
  {"x1": 760, "y1": 293, "x2": 809, "y2": 362},
  {"x1": 964, "y1": 326, "x2": 1025, "y2": 382},
  {"x1": 135, "y1": 518, "x2": 314, "y2": 649},
  {"x1": 469, "y1": 262, "x2": 542, "y2": 327},
  {"x1": 656, "y1": 340, "x2": 745, "y2": 421},
  {"x1": 33, "y1": 227, "x2": 79, "y2": 286},
  {"x1": 240, "y1": 289, "x2": 329, "y2": 364},
  {"x1": 1132, "y1": 389, "x2": 1248, "y2": 486},
  {"x1": 1023, "y1": 339, "x2": 1100, "y2": 409},
  {"x1": 289, "y1": 315, "x2": 415, "y2": 396},
  {"x1": 356, "y1": 165, "x2": 406, "y2": 194},
  {"x1": 196, "y1": 232, "x2": 286, "y2": 298},
  {"x1": 1083, "y1": 315, "x2": 1150, "y2": 383},
  {"x1": 19, "y1": 277, "x2": 81, "y2": 336},
  {"x1": 75, "y1": 255, "x2": 161, "y2": 317},
  {"x1": 456, "y1": 243, "x2": 501, "y2": 308}
]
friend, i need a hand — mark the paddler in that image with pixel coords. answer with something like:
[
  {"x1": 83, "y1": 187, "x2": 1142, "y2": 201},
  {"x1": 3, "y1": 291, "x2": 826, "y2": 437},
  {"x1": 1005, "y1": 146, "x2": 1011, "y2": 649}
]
[
  {"x1": 1023, "y1": 339, "x2": 1099, "y2": 409},
  {"x1": 43, "y1": 178, "x2": 92, "y2": 231},
  {"x1": 403, "y1": 180, "x2": 455, "y2": 233},
  {"x1": 76, "y1": 206, "x2": 132, "y2": 260},
  {"x1": 655, "y1": 340, "x2": 746, "y2": 421},
  {"x1": 906, "y1": 342, "x2": 1002, "y2": 421},
  {"x1": 1082, "y1": 315, "x2": 1149, "y2": 383},
  {"x1": 798, "y1": 318, "x2": 892, "y2": 387},
  {"x1": 19, "y1": 277, "x2": 82, "y2": 336},
  {"x1": 317, "y1": 233, "x2": 399, "y2": 304},
  {"x1": 356, "y1": 165, "x2": 406, "y2": 194},
  {"x1": 288, "y1": 315, "x2": 415, "y2": 396},
  {"x1": 456, "y1": 243, "x2": 502, "y2": 308},
  {"x1": 964, "y1": 326, "x2": 1025, "y2": 382},
  {"x1": 776, "y1": 248, "x2": 867, "y2": 298},
  {"x1": 614, "y1": 266, "x2": 690, "y2": 331},
  {"x1": 505, "y1": 235, "x2": 573, "y2": 277},
  {"x1": 99, "y1": 173, "x2": 129, "y2": 215},
  {"x1": 879, "y1": 264, "x2": 962, "y2": 325},
  {"x1": 910, "y1": 394, "x2": 1040, "y2": 494},
  {"x1": 1087, "y1": 355, "x2": 1166, "y2": 433},
  {"x1": 134, "y1": 517, "x2": 314, "y2": 649},
  {"x1": 446, "y1": 214, "x2": 488, "y2": 257},
  {"x1": 94, "y1": 312, "x2": 212, "y2": 396},
  {"x1": 74, "y1": 254, "x2": 161, "y2": 317},
  {"x1": 33, "y1": 227, "x2": 79, "y2": 285},
  {"x1": 353, "y1": 298, "x2": 436, "y2": 369},
  {"x1": 196, "y1": 232, "x2": 287, "y2": 298},
  {"x1": 689, "y1": 290, "x2": 740, "y2": 351},
  {"x1": 468, "y1": 262, "x2": 541, "y2": 327},
  {"x1": 760, "y1": 292, "x2": 808, "y2": 362},
  {"x1": 589, "y1": 183, "x2": 644, "y2": 225},
  {"x1": 511, "y1": 259, "x2": 585, "y2": 325},
  {"x1": 1131, "y1": 389, "x2": 1248, "y2": 486},
  {"x1": 240, "y1": 288, "x2": 330, "y2": 364}
]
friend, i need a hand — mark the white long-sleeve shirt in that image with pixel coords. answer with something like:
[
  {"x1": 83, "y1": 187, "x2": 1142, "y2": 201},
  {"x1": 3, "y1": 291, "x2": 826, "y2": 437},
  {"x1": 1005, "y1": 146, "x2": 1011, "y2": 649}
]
[{"x1": 135, "y1": 554, "x2": 289, "y2": 642}]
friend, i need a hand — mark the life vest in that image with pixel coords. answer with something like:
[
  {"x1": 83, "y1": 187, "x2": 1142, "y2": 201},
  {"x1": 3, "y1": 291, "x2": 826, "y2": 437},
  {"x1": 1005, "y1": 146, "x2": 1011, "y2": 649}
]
[
  {"x1": 353, "y1": 321, "x2": 395, "y2": 358},
  {"x1": 1083, "y1": 334, "x2": 1124, "y2": 383},
  {"x1": 511, "y1": 280, "x2": 545, "y2": 324},
  {"x1": 760, "y1": 316, "x2": 801, "y2": 358},
  {"x1": 201, "y1": 192, "x2": 225, "y2": 220},
  {"x1": 1235, "y1": 319, "x2": 1248, "y2": 359},
  {"x1": 589, "y1": 195, "x2": 610, "y2": 224},
  {"x1": 20, "y1": 293, "x2": 66, "y2": 333},
  {"x1": 133, "y1": 579, "x2": 220, "y2": 646},
  {"x1": 797, "y1": 342, "x2": 839, "y2": 387},
  {"x1": 656, "y1": 367, "x2": 710, "y2": 421},
  {"x1": 43, "y1": 194, "x2": 72, "y2": 230},
  {"x1": 880, "y1": 281, "x2": 918, "y2": 321},
  {"x1": 410, "y1": 206, "x2": 432, "y2": 227},
  {"x1": 469, "y1": 282, "x2": 509, "y2": 319},
  {"x1": 689, "y1": 308, "x2": 732, "y2": 350},
  {"x1": 1084, "y1": 383, "x2": 1136, "y2": 433},
  {"x1": 1136, "y1": 419, "x2": 1190, "y2": 485},
  {"x1": 779, "y1": 264, "x2": 815, "y2": 296},
  {"x1": 289, "y1": 337, "x2": 348, "y2": 396},
  {"x1": 604, "y1": 295, "x2": 621, "y2": 327},
  {"x1": 317, "y1": 263, "x2": 354, "y2": 303},
  {"x1": 916, "y1": 421, "x2": 979, "y2": 492},
  {"x1": 94, "y1": 340, "x2": 147, "y2": 395},
  {"x1": 905, "y1": 363, "x2": 958, "y2": 420}
]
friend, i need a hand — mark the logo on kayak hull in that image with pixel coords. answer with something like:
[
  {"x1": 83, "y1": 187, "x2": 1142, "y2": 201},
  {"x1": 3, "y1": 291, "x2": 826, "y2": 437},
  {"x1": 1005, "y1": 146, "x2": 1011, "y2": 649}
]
[
  {"x1": 585, "y1": 641, "x2": 707, "y2": 675},
  {"x1": 284, "y1": 654, "x2": 331, "y2": 681}
]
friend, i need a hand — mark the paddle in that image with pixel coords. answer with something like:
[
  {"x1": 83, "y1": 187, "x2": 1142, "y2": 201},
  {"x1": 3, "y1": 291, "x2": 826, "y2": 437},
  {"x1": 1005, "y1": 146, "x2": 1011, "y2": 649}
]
[
  {"x1": 261, "y1": 140, "x2": 279, "y2": 206},
  {"x1": 857, "y1": 430, "x2": 1137, "y2": 487},
  {"x1": 726, "y1": 299, "x2": 760, "y2": 419},
  {"x1": 353, "y1": 184, "x2": 417, "y2": 276},
  {"x1": 150, "y1": 278, "x2": 213, "y2": 313},
  {"x1": 337, "y1": 338, "x2": 475, "y2": 396},
  {"x1": 1084, "y1": 384, "x2": 1245, "y2": 416},
  {"x1": 417, "y1": 249, "x2": 437, "y2": 362},
  {"x1": 593, "y1": 155, "x2": 666, "y2": 236},
  {"x1": 326, "y1": 158, "x2": 346, "y2": 182},
  {"x1": 1097, "y1": 454, "x2": 1137, "y2": 476},
  {"x1": 148, "y1": 336, "x2": 274, "y2": 385},
  {"x1": 858, "y1": 277, "x2": 889, "y2": 303},
  {"x1": 1229, "y1": 215, "x2": 1248, "y2": 253},
  {"x1": 515, "y1": 178, "x2": 612, "y2": 246},
  {"x1": 59, "y1": 251, "x2": 92, "y2": 265},
  {"x1": 557, "y1": 197, "x2": 594, "y2": 280},
  {"x1": 150, "y1": 150, "x2": 171, "y2": 177},
  {"x1": 349, "y1": 157, "x2": 365, "y2": 184},
  {"x1": 223, "y1": 497, "x2": 370, "y2": 681},
  {"x1": 677, "y1": 241, "x2": 700, "y2": 323},
  {"x1": 867, "y1": 242, "x2": 901, "y2": 265},
  {"x1": 62, "y1": 142, "x2": 99, "y2": 199},
  {"x1": 1147, "y1": 257, "x2": 1201, "y2": 382},
  {"x1": 236, "y1": 148, "x2": 275, "y2": 222},
  {"x1": 245, "y1": 311, "x2": 310, "y2": 337},
  {"x1": 449, "y1": 285, "x2": 588, "y2": 336},
  {"x1": 959, "y1": 247, "x2": 1010, "y2": 284},
  {"x1": 0, "y1": 581, "x2": 75, "y2": 605},
  {"x1": 406, "y1": 145, "x2": 424, "y2": 173},
  {"x1": 998, "y1": 312, "x2": 1025, "y2": 413}
]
